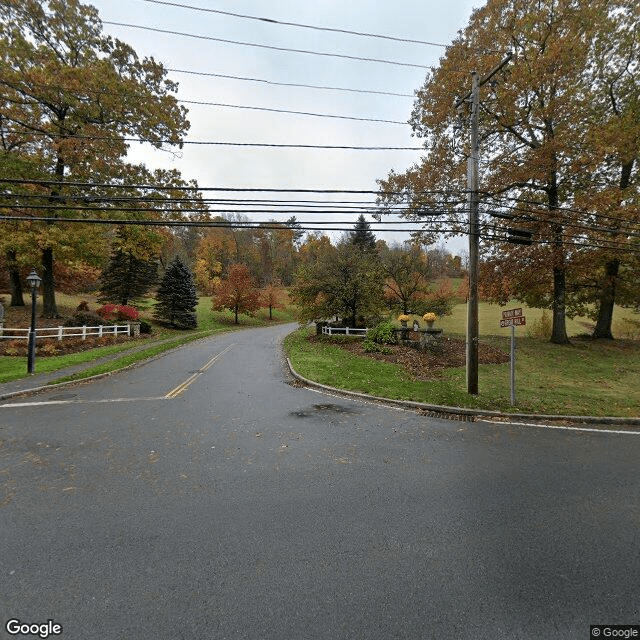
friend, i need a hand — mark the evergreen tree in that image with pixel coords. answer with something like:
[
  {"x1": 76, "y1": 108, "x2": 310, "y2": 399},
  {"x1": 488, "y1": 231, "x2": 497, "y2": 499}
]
[
  {"x1": 350, "y1": 215, "x2": 377, "y2": 252},
  {"x1": 98, "y1": 250, "x2": 157, "y2": 306},
  {"x1": 154, "y1": 256, "x2": 198, "y2": 329}
]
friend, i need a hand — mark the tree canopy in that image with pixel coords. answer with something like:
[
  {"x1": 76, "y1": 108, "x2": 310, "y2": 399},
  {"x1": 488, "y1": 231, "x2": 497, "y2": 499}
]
[
  {"x1": 212, "y1": 263, "x2": 261, "y2": 324},
  {"x1": 378, "y1": 0, "x2": 640, "y2": 342},
  {"x1": 0, "y1": 0, "x2": 190, "y2": 315}
]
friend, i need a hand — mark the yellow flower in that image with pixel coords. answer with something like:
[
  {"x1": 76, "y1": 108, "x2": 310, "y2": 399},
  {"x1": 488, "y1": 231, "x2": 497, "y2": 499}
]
[
  {"x1": 423, "y1": 312, "x2": 437, "y2": 322},
  {"x1": 398, "y1": 314, "x2": 411, "y2": 322}
]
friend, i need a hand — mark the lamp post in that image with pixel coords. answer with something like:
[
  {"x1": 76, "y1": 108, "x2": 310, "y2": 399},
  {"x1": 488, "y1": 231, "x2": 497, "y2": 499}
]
[{"x1": 26, "y1": 270, "x2": 42, "y2": 374}]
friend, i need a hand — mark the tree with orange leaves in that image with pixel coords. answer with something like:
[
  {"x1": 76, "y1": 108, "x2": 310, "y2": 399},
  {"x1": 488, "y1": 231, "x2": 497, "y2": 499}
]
[{"x1": 212, "y1": 263, "x2": 261, "y2": 324}]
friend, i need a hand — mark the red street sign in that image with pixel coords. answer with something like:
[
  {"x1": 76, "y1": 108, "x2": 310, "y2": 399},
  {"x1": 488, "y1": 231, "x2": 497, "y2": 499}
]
[
  {"x1": 502, "y1": 308, "x2": 523, "y2": 319},
  {"x1": 500, "y1": 316, "x2": 526, "y2": 328}
]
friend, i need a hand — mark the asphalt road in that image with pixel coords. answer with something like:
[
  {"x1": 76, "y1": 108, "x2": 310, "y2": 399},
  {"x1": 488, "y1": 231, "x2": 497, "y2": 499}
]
[{"x1": 1, "y1": 323, "x2": 639, "y2": 640}]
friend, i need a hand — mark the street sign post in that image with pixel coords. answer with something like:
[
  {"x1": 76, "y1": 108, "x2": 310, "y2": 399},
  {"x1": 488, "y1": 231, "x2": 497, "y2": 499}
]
[{"x1": 501, "y1": 309, "x2": 526, "y2": 405}]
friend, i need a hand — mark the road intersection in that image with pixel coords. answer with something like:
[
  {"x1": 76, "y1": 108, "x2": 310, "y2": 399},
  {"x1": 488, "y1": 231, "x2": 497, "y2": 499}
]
[{"x1": 1, "y1": 324, "x2": 638, "y2": 639}]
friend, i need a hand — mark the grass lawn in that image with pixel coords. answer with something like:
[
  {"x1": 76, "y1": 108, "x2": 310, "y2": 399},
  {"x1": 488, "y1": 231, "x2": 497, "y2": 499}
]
[{"x1": 285, "y1": 301, "x2": 640, "y2": 418}]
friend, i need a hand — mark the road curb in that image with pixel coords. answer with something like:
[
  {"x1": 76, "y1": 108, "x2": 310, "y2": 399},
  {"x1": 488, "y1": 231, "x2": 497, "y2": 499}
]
[{"x1": 285, "y1": 358, "x2": 640, "y2": 427}]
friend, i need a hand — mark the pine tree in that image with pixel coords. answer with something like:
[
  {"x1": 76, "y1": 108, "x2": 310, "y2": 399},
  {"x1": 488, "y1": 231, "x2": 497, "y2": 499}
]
[
  {"x1": 98, "y1": 251, "x2": 157, "y2": 306},
  {"x1": 350, "y1": 215, "x2": 377, "y2": 252},
  {"x1": 154, "y1": 256, "x2": 198, "y2": 329}
]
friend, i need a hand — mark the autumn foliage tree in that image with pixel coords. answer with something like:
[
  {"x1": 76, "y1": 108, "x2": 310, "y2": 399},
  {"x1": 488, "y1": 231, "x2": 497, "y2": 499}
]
[
  {"x1": 0, "y1": 0, "x2": 190, "y2": 316},
  {"x1": 378, "y1": 0, "x2": 640, "y2": 343},
  {"x1": 291, "y1": 240, "x2": 384, "y2": 327},
  {"x1": 212, "y1": 263, "x2": 261, "y2": 324},
  {"x1": 260, "y1": 281, "x2": 287, "y2": 320},
  {"x1": 380, "y1": 243, "x2": 433, "y2": 314}
]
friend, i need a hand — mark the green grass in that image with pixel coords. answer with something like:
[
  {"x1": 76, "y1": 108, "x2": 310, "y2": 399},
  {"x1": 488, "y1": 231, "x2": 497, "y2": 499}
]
[
  {"x1": 0, "y1": 340, "x2": 151, "y2": 384},
  {"x1": 388, "y1": 301, "x2": 640, "y2": 339},
  {"x1": 284, "y1": 321, "x2": 640, "y2": 418}
]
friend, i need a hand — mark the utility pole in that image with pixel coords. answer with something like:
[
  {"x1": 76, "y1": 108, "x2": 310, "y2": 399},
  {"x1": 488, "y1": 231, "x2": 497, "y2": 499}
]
[
  {"x1": 466, "y1": 71, "x2": 480, "y2": 394},
  {"x1": 456, "y1": 53, "x2": 512, "y2": 395}
]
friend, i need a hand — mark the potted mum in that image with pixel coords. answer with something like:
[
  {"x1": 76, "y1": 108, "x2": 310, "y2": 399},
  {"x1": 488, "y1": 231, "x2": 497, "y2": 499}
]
[
  {"x1": 398, "y1": 314, "x2": 411, "y2": 328},
  {"x1": 423, "y1": 312, "x2": 437, "y2": 329}
]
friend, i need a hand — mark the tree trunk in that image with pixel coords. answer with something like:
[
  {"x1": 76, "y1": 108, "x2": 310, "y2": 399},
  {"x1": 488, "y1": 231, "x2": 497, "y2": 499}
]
[
  {"x1": 551, "y1": 265, "x2": 569, "y2": 344},
  {"x1": 41, "y1": 247, "x2": 59, "y2": 317},
  {"x1": 41, "y1": 152, "x2": 65, "y2": 318},
  {"x1": 7, "y1": 250, "x2": 25, "y2": 306},
  {"x1": 549, "y1": 179, "x2": 569, "y2": 343},
  {"x1": 592, "y1": 161, "x2": 633, "y2": 339},
  {"x1": 234, "y1": 304, "x2": 239, "y2": 324},
  {"x1": 593, "y1": 259, "x2": 619, "y2": 339}
]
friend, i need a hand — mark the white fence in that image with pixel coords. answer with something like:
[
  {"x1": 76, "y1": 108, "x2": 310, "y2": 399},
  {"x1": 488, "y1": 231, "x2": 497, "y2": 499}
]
[
  {"x1": 0, "y1": 324, "x2": 132, "y2": 341},
  {"x1": 321, "y1": 326, "x2": 368, "y2": 337}
]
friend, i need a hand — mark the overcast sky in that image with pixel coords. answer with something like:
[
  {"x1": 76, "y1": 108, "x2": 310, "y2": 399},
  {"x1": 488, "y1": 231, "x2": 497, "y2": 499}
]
[{"x1": 88, "y1": 0, "x2": 481, "y2": 251}]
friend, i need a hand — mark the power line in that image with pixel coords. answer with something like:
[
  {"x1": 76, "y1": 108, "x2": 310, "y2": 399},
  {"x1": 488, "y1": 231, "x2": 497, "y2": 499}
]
[
  {"x1": 481, "y1": 230, "x2": 640, "y2": 256},
  {"x1": 3, "y1": 79, "x2": 411, "y2": 122},
  {"x1": 483, "y1": 194, "x2": 640, "y2": 229},
  {"x1": 3, "y1": 131, "x2": 421, "y2": 150},
  {"x1": 167, "y1": 68, "x2": 414, "y2": 97},
  {"x1": 179, "y1": 99, "x2": 407, "y2": 125},
  {"x1": 0, "y1": 178, "x2": 444, "y2": 194},
  {"x1": 3, "y1": 212, "x2": 638, "y2": 255},
  {"x1": 0, "y1": 204, "x2": 435, "y2": 216},
  {"x1": 140, "y1": 0, "x2": 448, "y2": 47},
  {"x1": 0, "y1": 214, "x2": 442, "y2": 232},
  {"x1": 103, "y1": 21, "x2": 432, "y2": 69}
]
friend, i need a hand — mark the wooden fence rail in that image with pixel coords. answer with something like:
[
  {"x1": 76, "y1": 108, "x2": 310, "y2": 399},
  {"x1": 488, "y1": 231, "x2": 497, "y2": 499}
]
[
  {"x1": 321, "y1": 326, "x2": 368, "y2": 337},
  {"x1": 0, "y1": 324, "x2": 132, "y2": 340}
]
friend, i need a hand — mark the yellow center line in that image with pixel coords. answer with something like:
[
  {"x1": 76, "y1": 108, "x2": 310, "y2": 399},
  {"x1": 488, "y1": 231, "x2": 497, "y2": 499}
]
[{"x1": 165, "y1": 343, "x2": 235, "y2": 399}]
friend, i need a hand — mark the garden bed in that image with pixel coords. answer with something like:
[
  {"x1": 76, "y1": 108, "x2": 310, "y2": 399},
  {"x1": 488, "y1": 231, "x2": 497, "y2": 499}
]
[
  {"x1": 311, "y1": 333, "x2": 509, "y2": 381},
  {"x1": 0, "y1": 334, "x2": 146, "y2": 357}
]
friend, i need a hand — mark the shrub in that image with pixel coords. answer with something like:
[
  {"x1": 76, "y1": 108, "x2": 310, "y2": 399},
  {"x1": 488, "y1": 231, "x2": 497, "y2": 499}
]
[
  {"x1": 613, "y1": 318, "x2": 640, "y2": 340},
  {"x1": 526, "y1": 310, "x2": 552, "y2": 339},
  {"x1": 139, "y1": 320, "x2": 153, "y2": 334},
  {"x1": 362, "y1": 320, "x2": 396, "y2": 353},
  {"x1": 413, "y1": 280, "x2": 456, "y2": 316},
  {"x1": 76, "y1": 300, "x2": 90, "y2": 311},
  {"x1": 64, "y1": 311, "x2": 105, "y2": 327},
  {"x1": 367, "y1": 320, "x2": 396, "y2": 345},
  {"x1": 96, "y1": 304, "x2": 140, "y2": 322},
  {"x1": 363, "y1": 341, "x2": 392, "y2": 354}
]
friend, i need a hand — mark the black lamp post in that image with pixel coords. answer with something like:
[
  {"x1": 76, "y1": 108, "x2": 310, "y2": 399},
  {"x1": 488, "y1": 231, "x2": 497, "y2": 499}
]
[{"x1": 26, "y1": 270, "x2": 42, "y2": 374}]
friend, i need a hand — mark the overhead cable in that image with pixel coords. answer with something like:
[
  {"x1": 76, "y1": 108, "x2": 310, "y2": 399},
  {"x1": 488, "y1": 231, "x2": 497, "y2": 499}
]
[
  {"x1": 0, "y1": 178, "x2": 439, "y2": 194},
  {"x1": 103, "y1": 21, "x2": 432, "y2": 69},
  {"x1": 3, "y1": 131, "x2": 421, "y2": 150},
  {"x1": 3, "y1": 79, "x2": 411, "y2": 121},
  {"x1": 140, "y1": 0, "x2": 448, "y2": 47},
  {"x1": 167, "y1": 68, "x2": 414, "y2": 97},
  {"x1": 179, "y1": 99, "x2": 407, "y2": 124}
]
